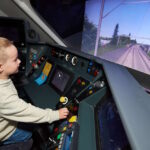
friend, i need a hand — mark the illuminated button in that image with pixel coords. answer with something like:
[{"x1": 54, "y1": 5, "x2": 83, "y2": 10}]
[
  {"x1": 54, "y1": 128, "x2": 58, "y2": 132},
  {"x1": 34, "y1": 64, "x2": 39, "y2": 69},
  {"x1": 59, "y1": 140, "x2": 62, "y2": 144},
  {"x1": 94, "y1": 70, "x2": 99, "y2": 76},
  {"x1": 33, "y1": 54, "x2": 37, "y2": 60},
  {"x1": 77, "y1": 79, "x2": 81, "y2": 84},
  {"x1": 57, "y1": 133, "x2": 61, "y2": 140},
  {"x1": 58, "y1": 145, "x2": 61, "y2": 149},
  {"x1": 63, "y1": 127, "x2": 67, "y2": 131},
  {"x1": 89, "y1": 90, "x2": 93, "y2": 95},
  {"x1": 32, "y1": 63, "x2": 36, "y2": 67},
  {"x1": 60, "y1": 136, "x2": 63, "y2": 141},
  {"x1": 73, "y1": 106, "x2": 78, "y2": 112},
  {"x1": 38, "y1": 60, "x2": 41, "y2": 65},
  {"x1": 87, "y1": 68, "x2": 91, "y2": 72},
  {"x1": 69, "y1": 116, "x2": 77, "y2": 123},
  {"x1": 68, "y1": 123, "x2": 73, "y2": 128},
  {"x1": 22, "y1": 66, "x2": 25, "y2": 70},
  {"x1": 32, "y1": 63, "x2": 38, "y2": 69},
  {"x1": 81, "y1": 81, "x2": 85, "y2": 86}
]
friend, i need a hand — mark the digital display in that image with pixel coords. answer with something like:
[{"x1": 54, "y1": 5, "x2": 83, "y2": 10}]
[
  {"x1": 0, "y1": 17, "x2": 26, "y2": 47},
  {"x1": 96, "y1": 98, "x2": 131, "y2": 150},
  {"x1": 50, "y1": 67, "x2": 72, "y2": 94}
]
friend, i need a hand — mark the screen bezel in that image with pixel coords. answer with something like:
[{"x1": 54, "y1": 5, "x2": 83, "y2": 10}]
[{"x1": 49, "y1": 65, "x2": 74, "y2": 95}]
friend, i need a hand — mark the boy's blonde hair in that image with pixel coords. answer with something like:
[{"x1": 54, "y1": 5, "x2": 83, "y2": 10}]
[{"x1": 0, "y1": 37, "x2": 13, "y2": 63}]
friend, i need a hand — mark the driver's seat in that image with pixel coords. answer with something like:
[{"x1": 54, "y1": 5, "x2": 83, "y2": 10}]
[{"x1": 0, "y1": 138, "x2": 33, "y2": 150}]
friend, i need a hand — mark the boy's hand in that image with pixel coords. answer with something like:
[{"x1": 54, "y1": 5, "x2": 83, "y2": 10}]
[{"x1": 59, "y1": 108, "x2": 69, "y2": 119}]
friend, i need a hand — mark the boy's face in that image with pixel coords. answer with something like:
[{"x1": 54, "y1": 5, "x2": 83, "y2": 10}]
[{"x1": 2, "y1": 45, "x2": 21, "y2": 77}]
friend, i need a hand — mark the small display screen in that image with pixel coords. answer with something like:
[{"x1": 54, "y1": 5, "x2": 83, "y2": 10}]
[
  {"x1": 50, "y1": 67, "x2": 72, "y2": 94},
  {"x1": 96, "y1": 98, "x2": 131, "y2": 150}
]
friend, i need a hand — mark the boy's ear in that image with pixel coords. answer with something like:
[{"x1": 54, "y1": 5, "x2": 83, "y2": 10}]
[{"x1": 0, "y1": 63, "x2": 4, "y2": 73}]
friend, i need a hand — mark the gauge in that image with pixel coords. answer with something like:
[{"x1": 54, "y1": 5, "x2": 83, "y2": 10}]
[
  {"x1": 65, "y1": 54, "x2": 70, "y2": 61},
  {"x1": 71, "y1": 56, "x2": 78, "y2": 66}
]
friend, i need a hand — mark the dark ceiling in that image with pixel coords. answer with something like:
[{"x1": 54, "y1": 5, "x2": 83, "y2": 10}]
[{"x1": 30, "y1": 0, "x2": 85, "y2": 38}]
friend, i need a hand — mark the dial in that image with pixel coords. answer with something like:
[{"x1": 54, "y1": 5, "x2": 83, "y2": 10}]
[
  {"x1": 71, "y1": 56, "x2": 78, "y2": 66},
  {"x1": 65, "y1": 54, "x2": 70, "y2": 61}
]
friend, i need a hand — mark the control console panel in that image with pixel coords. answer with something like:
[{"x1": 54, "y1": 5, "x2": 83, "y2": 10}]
[{"x1": 22, "y1": 43, "x2": 107, "y2": 150}]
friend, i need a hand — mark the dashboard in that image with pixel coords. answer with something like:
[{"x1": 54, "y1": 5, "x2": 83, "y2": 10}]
[{"x1": 14, "y1": 43, "x2": 150, "y2": 150}]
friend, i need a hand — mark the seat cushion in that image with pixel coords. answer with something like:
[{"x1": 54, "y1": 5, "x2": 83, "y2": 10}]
[{"x1": 0, "y1": 138, "x2": 33, "y2": 150}]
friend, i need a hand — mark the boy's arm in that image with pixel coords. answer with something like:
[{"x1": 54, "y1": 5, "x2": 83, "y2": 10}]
[{"x1": 0, "y1": 94, "x2": 59, "y2": 124}]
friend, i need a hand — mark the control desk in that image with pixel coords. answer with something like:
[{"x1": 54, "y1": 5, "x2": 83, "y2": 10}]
[{"x1": 16, "y1": 43, "x2": 150, "y2": 150}]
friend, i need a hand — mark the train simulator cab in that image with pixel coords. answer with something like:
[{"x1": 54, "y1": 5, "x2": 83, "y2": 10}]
[{"x1": 0, "y1": 0, "x2": 150, "y2": 150}]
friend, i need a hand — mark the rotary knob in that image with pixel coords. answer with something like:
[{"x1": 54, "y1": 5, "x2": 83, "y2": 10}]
[
  {"x1": 65, "y1": 54, "x2": 70, "y2": 61},
  {"x1": 71, "y1": 56, "x2": 78, "y2": 66}
]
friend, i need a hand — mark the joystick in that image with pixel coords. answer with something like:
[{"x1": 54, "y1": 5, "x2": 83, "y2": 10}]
[{"x1": 60, "y1": 96, "x2": 68, "y2": 105}]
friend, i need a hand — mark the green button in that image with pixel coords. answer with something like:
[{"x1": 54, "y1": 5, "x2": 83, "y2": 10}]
[{"x1": 57, "y1": 133, "x2": 61, "y2": 140}]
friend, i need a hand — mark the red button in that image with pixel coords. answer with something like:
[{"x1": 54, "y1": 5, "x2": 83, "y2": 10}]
[
  {"x1": 38, "y1": 60, "x2": 41, "y2": 64},
  {"x1": 68, "y1": 123, "x2": 73, "y2": 128},
  {"x1": 54, "y1": 128, "x2": 58, "y2": 132},
  {"x1": 32, "y1": 63, "x2": 36, "y2": 67},
  {"x1": 94, "y1": 70, "x2": 99, "y2": 76},
  {"x1": 73, "y1": 106, "x2": 78, "y2": 112},
  {"x1": 77, "y1": 79, "x2": 81, "y2": 84}
]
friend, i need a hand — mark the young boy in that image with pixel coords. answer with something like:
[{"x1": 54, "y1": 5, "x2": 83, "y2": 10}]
[{"x1": 0, "y1": 37, "x2": 69, "y2": 145}]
